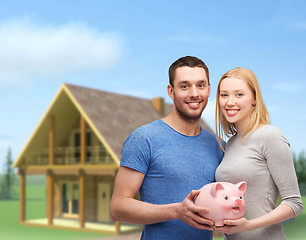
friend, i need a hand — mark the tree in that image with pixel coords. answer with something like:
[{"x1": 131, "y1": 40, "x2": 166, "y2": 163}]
[
  {"x1": 0, "y1": 148, "x2": 15, "y2": 200},
  {"x1": 293, "y1": 150, "x2": 306, "y2": 184}
]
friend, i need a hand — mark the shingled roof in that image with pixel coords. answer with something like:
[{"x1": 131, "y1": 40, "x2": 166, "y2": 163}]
[
  {"x1": 66, "y1": 83, "x2": 166, "y2": 159},
  {"x1": 14, "y1": 83, "x2": 212, "y2": 167},
  {"x1": 65, "y1": 83, "x2": 212, "y2": 157}
]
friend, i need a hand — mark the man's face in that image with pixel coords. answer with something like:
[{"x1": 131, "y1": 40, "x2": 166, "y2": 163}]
[{"x1": 168, "y1": 66, "x2": 210, "y2": 122}]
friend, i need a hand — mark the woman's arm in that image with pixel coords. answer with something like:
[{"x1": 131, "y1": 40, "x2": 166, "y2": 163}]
[
  {"x1": 214, "y1": 203, "x2": 294, "y2": 234},
  {"x1": 215, "y1": 126, "x2": 303, "y2": 235}
]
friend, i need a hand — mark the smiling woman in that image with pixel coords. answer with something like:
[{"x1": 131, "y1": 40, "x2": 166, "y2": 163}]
[
  {"x1": 216, "y1": 67, "x2": 269, "y2": 140},
  {"x1": 214, "y1": 67, "x2": 303, "y2": 240},
  {"x1": 218, "y1": 77, "x2": 256, "y2": 135}
]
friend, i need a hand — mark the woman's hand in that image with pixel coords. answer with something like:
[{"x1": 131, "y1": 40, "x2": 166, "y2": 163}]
[{"x1": 213, "y1": 218, "x2": 252, "y2": 235}]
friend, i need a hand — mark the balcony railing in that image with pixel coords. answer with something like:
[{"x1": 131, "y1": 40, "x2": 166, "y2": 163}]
[{"x1": 28, "y1": 146, "x2": 114, "y2": 166}]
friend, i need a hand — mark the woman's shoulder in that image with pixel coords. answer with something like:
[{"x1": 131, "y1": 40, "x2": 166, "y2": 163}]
[
  {"x1": 255, "y1": 124, "x2": 289, "y2": 146},
  {"x1": 256, "y1": 124, "x2": 281, "y2": 136},
  {"x1": 255, "y1": 124, "x2": 286, "y2": 139}
]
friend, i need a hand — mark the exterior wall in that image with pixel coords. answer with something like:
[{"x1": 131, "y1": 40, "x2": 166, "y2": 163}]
[
  {"x1": 84, "y1": 175, "x2": 97, "y2": 221},
  {"x1": 85, "y1": 175, "x2": 114, "y2": 222},
  {"x1": 52, "y1": 174, "x2": 114, "y2": 222}
]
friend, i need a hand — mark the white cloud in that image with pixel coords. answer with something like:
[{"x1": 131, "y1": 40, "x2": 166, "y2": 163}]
[
  {"x1": 266, "y1": 104, "x2": 279, "y2": 114},
  {"x1": 273, "y1": 82, "x2": 302, "y2": 93},
  {"x1": 0, "y1": 18, "x2": 124, "y2": 88}
]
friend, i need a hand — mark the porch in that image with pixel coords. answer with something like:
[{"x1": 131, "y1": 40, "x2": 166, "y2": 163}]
[{"x1": 23, "y1": 218, "x2": 142, "y2": 235}]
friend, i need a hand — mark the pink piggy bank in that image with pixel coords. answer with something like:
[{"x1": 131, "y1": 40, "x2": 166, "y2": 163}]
[{"x1": 195, "y1": 181, "x2": 247, "y2": 226}]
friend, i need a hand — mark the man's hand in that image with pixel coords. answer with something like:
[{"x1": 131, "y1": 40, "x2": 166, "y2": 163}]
[{"x1": 176, "y1": 190, "x2": 214, "y2": 230}]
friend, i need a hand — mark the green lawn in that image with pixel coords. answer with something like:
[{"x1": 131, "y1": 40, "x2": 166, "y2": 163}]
[
  {"x1": 1, "y1": 176, "x2": 305, "y2": 240},
  {"x1": 283, "y1": 197, "x2": 306, "y2": 240},
  {"x1": 0, "y1": 178, "x2": 111, "y2": 240},
  {"x1": 0, "y1": 199, "x2": 111, "y2": 240}
]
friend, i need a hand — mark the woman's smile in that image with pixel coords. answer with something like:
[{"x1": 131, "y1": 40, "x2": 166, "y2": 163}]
[{"x1": 226, "y1": 109, "x2": 240, "y2": 116}]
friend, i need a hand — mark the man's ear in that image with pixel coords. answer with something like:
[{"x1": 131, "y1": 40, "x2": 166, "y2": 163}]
[{"x1": 167, "y1": 84, "x2": 174, "y2": 100}]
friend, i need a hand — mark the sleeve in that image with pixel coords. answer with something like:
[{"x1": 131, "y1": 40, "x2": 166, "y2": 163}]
[
  {"x1": 262, "y1": 126, "x2": 303, "y2": 217},
  {"x1": 120, "y1": 128, "x2": 151, "y2": 175}
]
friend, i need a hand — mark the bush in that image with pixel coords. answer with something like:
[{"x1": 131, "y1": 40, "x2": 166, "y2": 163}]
[
  {"x1": 293, "y1": 150, "x2": 306, "y2": 186},
  {"x1": 299, "y1": 182, "x2": 306, "y2": 196}
]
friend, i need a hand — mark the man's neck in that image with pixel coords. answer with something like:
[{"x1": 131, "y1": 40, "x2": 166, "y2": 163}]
[{"x1": 162, "y1": 112, "x2": 201, "y2": 136}]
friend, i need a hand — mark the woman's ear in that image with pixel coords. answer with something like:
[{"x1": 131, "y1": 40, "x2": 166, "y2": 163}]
[{"x1": 252, "y1": 95, "x2": 256, "y2": 106}]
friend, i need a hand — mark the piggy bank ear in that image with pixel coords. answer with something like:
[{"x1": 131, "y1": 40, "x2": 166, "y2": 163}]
[
  {"x1": 210, "y1": 182, "x2": 224, "y2": 197},
  {"x1": 236, "y1": 181, "x2": 247, "y2": 195}
]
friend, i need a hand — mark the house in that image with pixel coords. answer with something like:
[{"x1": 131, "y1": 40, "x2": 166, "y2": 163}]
[{"x1": 13, "y1": 83, "x2": 212, "y2": 234}]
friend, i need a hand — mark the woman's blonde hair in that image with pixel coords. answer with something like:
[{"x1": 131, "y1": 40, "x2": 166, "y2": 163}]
[{"x1": 215, "y1": 67, "x2": 270, "y2": 141}]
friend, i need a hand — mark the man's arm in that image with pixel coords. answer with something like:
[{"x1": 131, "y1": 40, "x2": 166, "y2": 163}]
[{"x1": 110, "y1": 166, "x2": 214, "y2": 230}]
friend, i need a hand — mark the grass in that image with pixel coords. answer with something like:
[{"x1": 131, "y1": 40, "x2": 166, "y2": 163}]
[
  {"x1": 0, "y1": 199, "x2": 111, "y2": 240},
  {"x1": 283, "y1": 196, "x2": 306, "y2": 240},
  {"x1": 0, "y1": 176, "x2": 111, "y2": 240},
  {"x1": 1, "y1": 175, "x2": 305, "y2": 239}
]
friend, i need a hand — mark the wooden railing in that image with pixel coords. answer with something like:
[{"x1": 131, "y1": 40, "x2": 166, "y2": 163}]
[{"x1": 28, "y1": 146, "x2": 114, "y2": 165}]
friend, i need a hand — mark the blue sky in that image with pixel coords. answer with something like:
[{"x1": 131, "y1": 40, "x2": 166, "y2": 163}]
[{"x1": 0, "y1": 0, "x2": 306, "y2": 170}]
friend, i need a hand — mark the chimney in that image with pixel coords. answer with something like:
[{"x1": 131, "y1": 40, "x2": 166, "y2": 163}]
[{"x1": 152, "y1": 97, "x2": 165, "y2": 116}]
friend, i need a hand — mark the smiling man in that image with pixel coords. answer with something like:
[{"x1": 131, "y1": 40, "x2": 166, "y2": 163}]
[
  {"x1": 166, "y1": 63, "x2": 211, "y2": 135},
  {"x1": 110, "y1": 56, "x2": 223, "y2": 240}
]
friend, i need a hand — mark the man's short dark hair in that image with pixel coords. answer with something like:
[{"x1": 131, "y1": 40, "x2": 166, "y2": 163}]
[{"x1": 168, "y1": 56, "x2": 209, "y2": 87}]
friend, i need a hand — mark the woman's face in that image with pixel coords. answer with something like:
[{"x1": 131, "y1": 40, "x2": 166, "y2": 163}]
[{"x1": 219, "y1": 77, "x2": 256, "y2": 134}]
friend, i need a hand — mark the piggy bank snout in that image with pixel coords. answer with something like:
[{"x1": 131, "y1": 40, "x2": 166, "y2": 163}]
[{"x1": 234, "y1": 198, "x2": 244, "y2": 206}]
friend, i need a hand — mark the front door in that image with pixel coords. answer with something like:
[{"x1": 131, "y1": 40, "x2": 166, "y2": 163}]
[
  {"x1": 61, "y1": 182, "x2": 79, "y2": 218},
  {"x1": 97, "y1": 183, "x2": 111, "y2": 222}
]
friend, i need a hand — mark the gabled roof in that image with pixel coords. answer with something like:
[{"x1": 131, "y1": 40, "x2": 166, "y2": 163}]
[{"x1": 13, "y1": 83, "x2": 212, "y2": 168}]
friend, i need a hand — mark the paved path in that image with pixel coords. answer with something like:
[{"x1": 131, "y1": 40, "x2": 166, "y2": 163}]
[
  {"x1": 91, "y1": 232, "x2": 142, "y2": 240},
  {"x1": 91, "y1": 230, "x2": 222, "y2": 239},
  {"x1": 91, "y1": 232, "x2": 223, "y2": 240}
]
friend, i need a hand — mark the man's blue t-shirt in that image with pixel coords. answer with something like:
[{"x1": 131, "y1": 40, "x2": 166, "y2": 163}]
[{"x1": 120, "y1": 120, "x2": 223, "y2": 240}]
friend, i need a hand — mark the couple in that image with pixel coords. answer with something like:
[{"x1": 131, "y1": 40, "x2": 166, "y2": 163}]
[{"x1": 110, "y1": 56, "x2": 303, "y2": 240}]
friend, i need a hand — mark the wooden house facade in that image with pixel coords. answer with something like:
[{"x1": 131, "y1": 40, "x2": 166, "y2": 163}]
[{"x1": 13, "y1": 83, "x2": 212, "y2": 234}]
